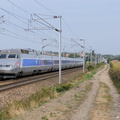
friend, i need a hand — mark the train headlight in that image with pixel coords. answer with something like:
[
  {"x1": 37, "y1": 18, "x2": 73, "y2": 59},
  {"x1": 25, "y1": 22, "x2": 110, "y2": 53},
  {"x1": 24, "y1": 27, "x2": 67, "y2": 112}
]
[
  {"x1": 10, "y1": 65, "x2": 13, "y2": 67},
  {"x1": 6, "y1": 65, "x2": 13, "y2": 67}
]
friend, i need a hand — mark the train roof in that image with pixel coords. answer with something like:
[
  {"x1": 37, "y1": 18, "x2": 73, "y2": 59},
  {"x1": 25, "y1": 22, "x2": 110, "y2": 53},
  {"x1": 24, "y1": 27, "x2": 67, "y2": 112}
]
[
  {"x1": 0, "y1": 48, "x2": 37, "y2": 54},
  {"x1": 0, "y1": 48, "x2": 83, "y2": 61}
]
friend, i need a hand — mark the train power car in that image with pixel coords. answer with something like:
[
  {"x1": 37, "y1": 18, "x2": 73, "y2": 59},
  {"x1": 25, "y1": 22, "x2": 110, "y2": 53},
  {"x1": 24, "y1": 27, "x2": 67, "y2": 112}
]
[{"x1": 0, "y1": 48, "x2": 83, "y2": 79}]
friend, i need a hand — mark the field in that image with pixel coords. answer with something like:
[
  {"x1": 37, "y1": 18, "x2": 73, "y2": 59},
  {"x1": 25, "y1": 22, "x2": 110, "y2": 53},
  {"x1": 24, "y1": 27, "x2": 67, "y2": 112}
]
[
  {"x1": 109, "y1": 60, "x2": 120, "y2": 93},
  {"x1": 110, "y1": 60, "x2": 120, "y2": 69}
]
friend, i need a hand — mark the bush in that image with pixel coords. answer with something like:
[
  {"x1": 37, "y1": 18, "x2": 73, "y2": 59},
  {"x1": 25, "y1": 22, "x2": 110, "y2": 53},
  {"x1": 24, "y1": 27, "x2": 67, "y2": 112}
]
[
  {"x1": 109, "y1": 69, "x2": 120, "y2": 93},
  {"x1": 56, "y1": 83, "x2": 71, "y2": 93},
  {"x1": 109, "y1": 62, "x2": 113, "y2": 68},
  {"x1": 87, "y1": 65, "x2": 95, "y2": 71}
]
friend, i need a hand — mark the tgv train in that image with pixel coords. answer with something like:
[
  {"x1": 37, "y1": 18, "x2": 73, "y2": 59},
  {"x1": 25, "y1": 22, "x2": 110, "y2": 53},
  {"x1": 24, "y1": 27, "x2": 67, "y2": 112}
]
[{"x1": 0, "y1": 48, "x2": 83, "y2": 79}]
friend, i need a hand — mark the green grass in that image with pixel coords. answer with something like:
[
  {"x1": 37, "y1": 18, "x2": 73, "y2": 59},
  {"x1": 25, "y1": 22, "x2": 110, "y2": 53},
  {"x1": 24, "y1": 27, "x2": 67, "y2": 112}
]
[
  {"x1": 0, "y1": 64, "x2": 103, "y2": 120},
  {"x1": 41, "y1": 116, "x2": 49, "y2": 120},
  {"x1": 109, "y1": 68, "x2": 120, "y2": 93},
  {"x1": 109, "y1": 61, "x2": 120, "y2": 93}
]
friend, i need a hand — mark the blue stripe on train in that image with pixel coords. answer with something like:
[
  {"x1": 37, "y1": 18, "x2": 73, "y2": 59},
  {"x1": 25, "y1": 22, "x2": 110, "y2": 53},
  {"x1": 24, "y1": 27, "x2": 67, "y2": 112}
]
[
  {"x1": 22, "y1": 59, "x2": 79, "y2": 67},
  {"x1": 23, "y1": 59, "x2": 42, "y2": 66}
]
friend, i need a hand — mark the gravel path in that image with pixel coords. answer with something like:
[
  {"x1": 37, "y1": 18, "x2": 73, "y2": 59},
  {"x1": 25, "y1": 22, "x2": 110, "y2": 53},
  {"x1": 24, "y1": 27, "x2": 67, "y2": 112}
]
[{"x1": 12, "y1": 65, "x2": 120, "y2": 120}]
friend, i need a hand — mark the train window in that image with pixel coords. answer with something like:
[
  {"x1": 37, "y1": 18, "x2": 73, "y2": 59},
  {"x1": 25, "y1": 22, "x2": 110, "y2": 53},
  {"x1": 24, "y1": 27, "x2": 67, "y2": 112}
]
[
  {"x1": 21, "y1": 49, "x2": 29, "y2": 54},
  {"x1": 8, "y1": 54, "x2": 16, "y2": 58},
  {"x1": 62, "y1": 60, "x2": 66, "y2": 64},
  {"x1": 44, "y1": 60, "x2": 53, "y2": 65},
  {"x1": 0, "y1": 54, "x2": 6, "y2": 59},
  {"x1": 54, "y1": 60, "x2": 59, "y2": 64}
]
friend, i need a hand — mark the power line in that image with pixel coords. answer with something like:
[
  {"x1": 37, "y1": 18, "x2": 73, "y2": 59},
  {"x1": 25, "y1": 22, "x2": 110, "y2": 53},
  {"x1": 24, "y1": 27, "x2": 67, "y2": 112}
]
[
  {"x1": 62, "y1": 18, "x2": 80, "y2": 39},
  {"x1": 2, "y1": 1, "x2": 82, "y2": 52},
  {"x1": 6, "y1": 21, "x2": 25, "y2": 30},
  {"x1": 7, "y1": 0, "x2": 30, "y2": 15},
  {"x1": 6, "y1": 0, "x2": 78, "y2": 45},
  {"x1": 33, "y1": 0, "x2": 81, "y2": 39},
  {"x1": 5, "y1": 1, "x2": 59, "y2": 37},
  {"x1": 4, "y1": 19, "x2": 54, "y2": 42},
  {"x1": 2, "y1": 29, "x2": 42, "y2": 44},
  {"x1": 7, "y1": 0, "x2": 57, "y2": 20},
  {"x1": 33, "y1": 14, "x2": 58, "y2": 31},
  {"x1": 33, "y1": 0, "x2": 57, "y2": 15},
  {"x1": 0, "y1": 7, "x2": 27, "y2": 24},
  {"x1": 5, "y1": 0, "x2": 60, "y2": 40},
  {"x1": 0, "y1": 9, "x2": 58, "y2": 44},
  {"x1": 3, "y1": 21, "x2": 58, "y2": 44}
]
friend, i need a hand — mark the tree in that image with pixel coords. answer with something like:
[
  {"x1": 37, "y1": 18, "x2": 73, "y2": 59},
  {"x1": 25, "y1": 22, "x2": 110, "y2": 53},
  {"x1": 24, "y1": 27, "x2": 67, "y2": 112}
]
[{"x1": 68, "y1": 53, "x2": 80, "y2": 58}]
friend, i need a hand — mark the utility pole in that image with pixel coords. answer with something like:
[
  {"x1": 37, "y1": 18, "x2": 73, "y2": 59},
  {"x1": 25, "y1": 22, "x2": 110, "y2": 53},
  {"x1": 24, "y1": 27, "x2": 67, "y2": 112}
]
[
  {"x1": 58, "y1": 16, "x2": 62, "y2": 84},
  {"x1": 54, "y1": 16, "x2": 62, "y2": 84},
  {"x1": 80, "y1": 39, "x2": 85, "y2": 73},
  {"x1": 26, "y1": 14, "x2": 62, "y2": 84},
  {"x1": 74, "y1": 50, "x2": 76, "y2": 64},
  {"x1": 95, "y1": 51, "x2": 97, "y2": 66},
  {"x1": 98, "y1": 54, "x2": 100, "y2": 63},
  {"x1": 42, "y1": 39, "x2": 46, "y2": 55},
  {"x1": 71, "y1": 38, "x2": 85, "y2": 73},
  {"x1": 63, "y1": 46, "x2": 66, "y2": 57},
  {"x1": 90, "y1": 46, "x2": 92, "y2": 65},
  {"x1": 88, "y1": 52, "x2": 90, "y2": 65}
]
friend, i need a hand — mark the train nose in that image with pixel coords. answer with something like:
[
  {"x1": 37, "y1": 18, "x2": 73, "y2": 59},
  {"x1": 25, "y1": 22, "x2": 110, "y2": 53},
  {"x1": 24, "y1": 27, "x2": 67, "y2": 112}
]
[
  {"x1": 0, "y1": 65, "x2": 13, "y2": 68},
  {"x1": 0, "y1": 64, "x2": 14, "y2": 72},
  {"x1": 0, "y1": 59, "x2": 17, "y2": 72}
]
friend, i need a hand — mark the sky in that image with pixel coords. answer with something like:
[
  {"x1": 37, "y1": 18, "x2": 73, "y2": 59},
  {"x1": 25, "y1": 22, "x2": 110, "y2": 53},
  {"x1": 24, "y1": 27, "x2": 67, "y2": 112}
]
[{"x1": 0, "y1": 0, "x2": 120, "y2": 55}]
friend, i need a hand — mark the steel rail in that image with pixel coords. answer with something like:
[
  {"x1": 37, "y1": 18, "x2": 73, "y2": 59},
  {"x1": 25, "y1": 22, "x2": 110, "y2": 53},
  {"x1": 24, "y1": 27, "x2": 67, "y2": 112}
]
[{"x1": 0, "y1": 67, "x2": 82, "y2": 92}]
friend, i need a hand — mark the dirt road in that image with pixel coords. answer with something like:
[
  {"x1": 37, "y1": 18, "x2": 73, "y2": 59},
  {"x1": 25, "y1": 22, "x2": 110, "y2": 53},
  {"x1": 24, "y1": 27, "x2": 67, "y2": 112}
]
[{"x1": 13, "y1": 65, "x2": 120, "y2": 120}]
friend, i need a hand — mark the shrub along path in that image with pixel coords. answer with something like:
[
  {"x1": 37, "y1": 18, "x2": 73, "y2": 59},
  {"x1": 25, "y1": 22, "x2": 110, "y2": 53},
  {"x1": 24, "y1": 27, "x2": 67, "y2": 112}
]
[{"x1": 13, "y1": 65, "x2": 120, "y2": 120}]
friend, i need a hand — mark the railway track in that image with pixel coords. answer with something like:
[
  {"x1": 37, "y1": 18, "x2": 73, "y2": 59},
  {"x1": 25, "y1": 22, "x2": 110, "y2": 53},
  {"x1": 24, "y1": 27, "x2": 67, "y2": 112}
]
[{"x1": 0, "y1": 67, "x2": 83, "y2": 92}]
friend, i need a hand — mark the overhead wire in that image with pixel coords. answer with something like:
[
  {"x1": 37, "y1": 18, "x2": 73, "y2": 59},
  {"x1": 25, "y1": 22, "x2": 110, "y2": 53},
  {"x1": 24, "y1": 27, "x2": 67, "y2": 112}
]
[
  {"x1": 5, "y1": 0, "x2": 60, "y2": 45},
  {"x1": 1, "y1": 0, "x2": 85, "y2": 52},
  {"x1": 3, "y1": 29, "x2": 42, "y2": 44},
  {"x1": 4, "y1": 23, "x2": 36, "y2": 40},
  {"x1": 62, "y1": 18, "x2": 80, "y2": 39},
  {"x1": 6, "y1": 0, "x2": 58, "y2": 31},
  {"x1": 32, "y1": 0, "x2": 82, "y2": 48},
  {"x1": 34, "y1": 14, "x2": 59, "y2": 31},
  {"x1": 4, "y1": 20, "x2": 51, "y2": 41},
  {"x1": 7, "y1": 0, "x2": 58, "y2": 28},
  {"x1": 33, "y1": 0, "x2": 58, "y2": 15},
  {"x1": 7, "y1": 0, "x2": 30, "y2": 15},
  {"x1": 0, "y1": 7, "x2": 27, "y2": 25}
]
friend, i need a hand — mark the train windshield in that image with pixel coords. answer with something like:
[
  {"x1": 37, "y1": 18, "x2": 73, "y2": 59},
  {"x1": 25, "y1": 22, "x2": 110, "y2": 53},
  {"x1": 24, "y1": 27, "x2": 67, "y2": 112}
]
[
  {"x1": 8, "y1": 54, "x2": 16, "y2": 58},
  {"x1": 0, "y1": 54, "x2": 7, "y2": 59}
]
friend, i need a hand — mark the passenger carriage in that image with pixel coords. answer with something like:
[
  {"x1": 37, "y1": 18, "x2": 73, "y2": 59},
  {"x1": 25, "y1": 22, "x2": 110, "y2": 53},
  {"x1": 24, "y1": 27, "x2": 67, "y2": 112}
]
[{"x1": 0, "y1": 48, "x2": 83, "y2": 79}]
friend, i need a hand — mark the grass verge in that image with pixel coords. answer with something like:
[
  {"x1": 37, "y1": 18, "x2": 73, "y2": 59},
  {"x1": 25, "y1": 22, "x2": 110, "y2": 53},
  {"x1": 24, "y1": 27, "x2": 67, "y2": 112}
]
[
  {"x1": 0, "y1": 64, "x2": 104, "y2": 120},
  {"x1": 109, "y1": 61, "x2": 120, "y2": 93}
]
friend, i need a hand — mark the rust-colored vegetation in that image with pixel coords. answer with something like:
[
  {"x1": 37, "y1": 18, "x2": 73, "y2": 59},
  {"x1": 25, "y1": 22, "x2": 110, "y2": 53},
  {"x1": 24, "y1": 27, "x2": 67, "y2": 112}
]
[{"x1": 109, "y1": 60, "x2": 120, "y2": 93}]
